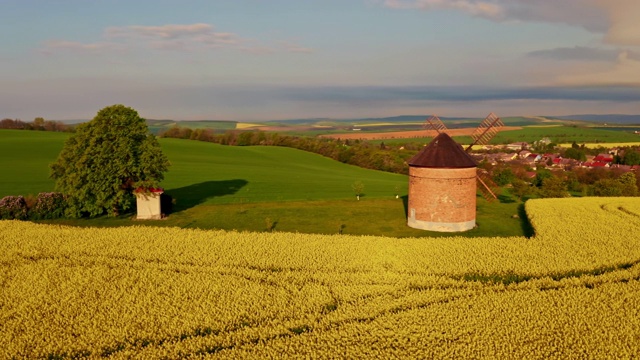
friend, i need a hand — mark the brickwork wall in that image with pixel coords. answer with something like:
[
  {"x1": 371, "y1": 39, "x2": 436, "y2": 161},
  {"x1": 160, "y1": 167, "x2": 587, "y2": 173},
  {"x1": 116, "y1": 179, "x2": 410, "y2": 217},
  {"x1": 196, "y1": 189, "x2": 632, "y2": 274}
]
[{"x1": 407, "y1": 167, "x2": 476, "y2": 230}]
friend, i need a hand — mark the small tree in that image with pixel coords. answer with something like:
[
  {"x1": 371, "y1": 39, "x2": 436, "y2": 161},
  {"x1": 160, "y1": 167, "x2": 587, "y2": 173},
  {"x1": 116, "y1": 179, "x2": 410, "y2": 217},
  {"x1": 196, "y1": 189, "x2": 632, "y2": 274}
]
[
  {"x1": 564, "y1": 147, "x2": 586, "y2": 161},
  {"x1": 532, "y1": 169, "x2": 553, "y2": 188},
  {"x1": 623, "y1": 150, "x2": 640, "y2": 166},
  {"x1": 592, "y1": 179, "x2": 623, "y2": 197},
  {"x1": 511, "y1": 179, "x2": 533, "y2": 201},
  {"x1": 50, "y1": 105, "x2": 170, "y2": 217},
  {"x1": 539, "y1": 176, "x2": 569, "y2": 198},
  {"x1": 492, "y1": 167, "x2": 515, "y2": 186},
  {"x1": 0, "y1": 196, "x2": 28, "y2": 220},
  {"x1": 352, "y1": 180, "x2": 365, "y2": 200},
  {"x1": 618, "y1": 172, "x2": 638, "y2": 196}
]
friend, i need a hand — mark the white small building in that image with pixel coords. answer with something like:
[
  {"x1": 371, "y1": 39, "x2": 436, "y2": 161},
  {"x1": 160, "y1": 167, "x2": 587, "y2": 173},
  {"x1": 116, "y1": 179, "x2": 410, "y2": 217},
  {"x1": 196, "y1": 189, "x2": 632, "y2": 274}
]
[{"x1": 135, "y1": 188, "x2": 164, "y2": 220}]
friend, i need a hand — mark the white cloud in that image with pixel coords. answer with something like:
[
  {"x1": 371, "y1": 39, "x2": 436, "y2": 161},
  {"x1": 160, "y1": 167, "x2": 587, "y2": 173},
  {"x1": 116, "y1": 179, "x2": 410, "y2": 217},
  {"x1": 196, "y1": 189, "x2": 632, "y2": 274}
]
[
  {"x1": 105, "y1": 23, "x2": 242, "y2": 50},
  {"x1": 599, "y1": 0, "x2": 640, "y2": 46},
  {"x1": 526, "y1": 46, "x2": 628, "y2": 62},
  {"x1": 382, "y1": 0, "x2": 607, "y2": 32},
  {"x1": 384, "y1": 0, "x2": 640, "y2": 46},
  {"x1": 383, "y1": 0, "x2": 504, "y2": 18},
  {"x1": 41, "y1": 23, "x2": 313, "y2": 55},
  {"x1": 557, "y1": 51, "x2": 640, "y2": 86},
  {"x1": 105, "y1": 23, "x2": 213, "y2": 39},
  {"x1": 41, "y1": 40, "x2": 124, "y2": 54}
]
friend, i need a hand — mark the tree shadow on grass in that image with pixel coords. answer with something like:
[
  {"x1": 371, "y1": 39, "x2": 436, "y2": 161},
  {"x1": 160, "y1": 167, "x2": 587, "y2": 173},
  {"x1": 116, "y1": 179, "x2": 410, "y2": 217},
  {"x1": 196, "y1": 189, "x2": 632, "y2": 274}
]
[
  {"x1": 164, "y1": 179, "x2": 248, "y2": 213},
  {"x1": 518, "y1": 203, "x2": 535, "y2": 238},
  {"x1": 497, "y1": 193, "x2": 516, "y2": 203}
]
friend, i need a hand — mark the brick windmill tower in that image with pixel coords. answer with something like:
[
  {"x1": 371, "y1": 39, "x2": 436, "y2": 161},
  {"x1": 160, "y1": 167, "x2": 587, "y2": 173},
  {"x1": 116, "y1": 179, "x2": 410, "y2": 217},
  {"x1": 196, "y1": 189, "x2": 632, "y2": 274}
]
[{"x1": 407, "y1": 113, "x2": 503, "y2": 232}]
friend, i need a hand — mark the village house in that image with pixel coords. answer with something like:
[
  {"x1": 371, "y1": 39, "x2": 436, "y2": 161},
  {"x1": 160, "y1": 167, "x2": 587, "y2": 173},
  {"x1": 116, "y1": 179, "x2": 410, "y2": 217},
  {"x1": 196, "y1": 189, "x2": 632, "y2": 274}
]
[
  {"x1": 594, "y1": 153, "x2": 614, "y2": 162},
  {"x1": 518, "y1": 150, "x2": 532, "y2": 159},
  {"x1": 505, "y1": 142, "x2": 529, "y2": 151}
]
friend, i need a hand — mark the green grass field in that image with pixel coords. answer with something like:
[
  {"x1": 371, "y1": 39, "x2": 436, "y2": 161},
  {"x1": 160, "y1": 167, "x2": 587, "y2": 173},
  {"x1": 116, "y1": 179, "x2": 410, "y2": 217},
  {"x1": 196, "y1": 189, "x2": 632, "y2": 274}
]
[
  {"x1": 1, "y1": 130, "x2": 529, "y2": 237},
  {"x1": 491, "y1": 125, "x2": 640, "y2": 144},
  {"x1": 159, "y1": 138, "x2": 407, "y2": 205},
  {"x1": 0, "y1": 130, "x2": 67, "y2": 197},
  {"x1": 52, "y1": 197, "x2": 527, "y2": 238},
  {"x1": 146, "y1": 119, "x2": 238, "y2": 134},
  {"x1": 0, "y1": 130, "x2": 405, "y2": 201},
  {"x1": 376, "y1": 125, "x2": 640, "y2": 146}
]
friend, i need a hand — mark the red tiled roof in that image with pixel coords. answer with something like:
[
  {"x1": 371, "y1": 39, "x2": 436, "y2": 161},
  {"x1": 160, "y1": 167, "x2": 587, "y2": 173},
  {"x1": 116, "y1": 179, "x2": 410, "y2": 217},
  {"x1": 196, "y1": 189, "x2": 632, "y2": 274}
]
[
  {"x1": 594, "y1": 154, "x2": 614, "y2": 162},
  {"x1": 135, "y1": 187, "x2": 164, "y2": 193}
]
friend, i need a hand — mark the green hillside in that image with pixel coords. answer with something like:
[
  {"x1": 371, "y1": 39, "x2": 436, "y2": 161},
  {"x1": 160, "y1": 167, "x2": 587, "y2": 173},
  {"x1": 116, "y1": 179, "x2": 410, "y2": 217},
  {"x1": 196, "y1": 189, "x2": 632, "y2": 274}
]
[
  {"x1": 160, "y1": 138, "x2": 407, "y2": 207},
  {"x1": 0, "y1": 130, "x2": 405, "y2": 202},
  {"x1": 146, "y1": 119, "x2": 238, "y2": 135},
  {"x1": 0, "y1": 130, "x2": 67, "y2": 197}
]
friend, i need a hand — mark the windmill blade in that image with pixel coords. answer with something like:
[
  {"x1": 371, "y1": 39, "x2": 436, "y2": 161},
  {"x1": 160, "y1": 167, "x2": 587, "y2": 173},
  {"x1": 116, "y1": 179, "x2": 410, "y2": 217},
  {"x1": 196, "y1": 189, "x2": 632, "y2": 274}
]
[
  {"x1": 465, "y1": 112, "x2": 504, "y2": 152},
  {"x1": 476, "y1": 170, "x2": 500, "y2": 201},
  {"x1": 423, "y1": 115, "x2": 448, "y2": 135}
]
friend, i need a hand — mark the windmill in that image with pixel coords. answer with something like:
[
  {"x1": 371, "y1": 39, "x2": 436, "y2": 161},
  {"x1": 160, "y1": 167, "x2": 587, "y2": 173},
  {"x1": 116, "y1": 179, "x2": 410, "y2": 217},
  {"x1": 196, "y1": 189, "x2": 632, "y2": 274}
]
[{"x1": 423, "y1": 113, "x2": 504, "y2": 201}]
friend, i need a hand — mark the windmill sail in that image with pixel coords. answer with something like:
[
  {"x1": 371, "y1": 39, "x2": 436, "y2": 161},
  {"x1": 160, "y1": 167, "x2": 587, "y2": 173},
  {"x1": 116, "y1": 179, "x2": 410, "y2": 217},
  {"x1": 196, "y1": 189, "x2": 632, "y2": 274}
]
[
  {"x1": 466, "y1": 113, "x2": 504, "y2": 201},
  {"x1": 465, "y1": 112, "x2": 504, "y2": 152},
  {"x1": 476, "y1": 170, "x2": 501, "y2": 202},
  {"x1": 423, "y1": 115, "x2": 448, "y2": 134},
  {"x1": 422, "y1": 112, "x2": 504, "y2": 201}
]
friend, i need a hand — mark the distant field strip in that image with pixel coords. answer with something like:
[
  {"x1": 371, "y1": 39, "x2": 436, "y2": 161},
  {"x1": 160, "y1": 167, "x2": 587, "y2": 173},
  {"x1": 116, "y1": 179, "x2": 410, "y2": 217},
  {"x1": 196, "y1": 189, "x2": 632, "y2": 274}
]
[
  {"x1": 2, "y1": 197, "x2": 640, "y2": 358},
  {"x1": 320, "y1": 126, "x2": 523, "y2": 140},
  {"x1": 354, "y1": 122, "x2": 422, "y2": 127},
  {"x1": 235, "y1": 123, "x2": 265, "y2": 129},
  {"x1": 558, "y1": 142, "x2": 640, "y2": 148},
  {"x1": 522, "y1": 124, "x2": 563, "y2": 128}
]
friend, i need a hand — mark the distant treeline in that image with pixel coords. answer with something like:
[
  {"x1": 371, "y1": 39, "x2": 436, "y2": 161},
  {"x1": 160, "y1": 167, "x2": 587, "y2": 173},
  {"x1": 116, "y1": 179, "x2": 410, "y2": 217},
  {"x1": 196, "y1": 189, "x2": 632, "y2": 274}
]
[
  {"x1": 0, "y1": 117, "x2": 73, "y2": 132},
  {"x1": 159, "y1": 126, "x2": 418, "y2": 175}
]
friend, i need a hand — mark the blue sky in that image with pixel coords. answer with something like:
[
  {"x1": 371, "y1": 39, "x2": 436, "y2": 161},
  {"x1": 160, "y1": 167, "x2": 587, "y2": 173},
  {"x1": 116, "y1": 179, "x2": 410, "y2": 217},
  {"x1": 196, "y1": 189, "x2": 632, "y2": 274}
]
[{"x1": 1, "y1": 0, "x2": 639, "y2": 121}]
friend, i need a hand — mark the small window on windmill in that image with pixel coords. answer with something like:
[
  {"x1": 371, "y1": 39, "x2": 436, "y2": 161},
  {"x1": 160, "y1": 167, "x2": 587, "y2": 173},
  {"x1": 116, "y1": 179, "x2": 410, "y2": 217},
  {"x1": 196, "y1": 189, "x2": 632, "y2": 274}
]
[{"x1": 410, "y1": 208, "x2": 416, "y2": 220}]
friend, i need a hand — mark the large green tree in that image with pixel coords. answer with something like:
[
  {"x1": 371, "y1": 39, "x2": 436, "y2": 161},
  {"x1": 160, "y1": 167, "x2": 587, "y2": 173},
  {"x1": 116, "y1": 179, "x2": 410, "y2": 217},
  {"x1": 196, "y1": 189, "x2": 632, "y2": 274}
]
[{"x1": 50, "y1": 105, "x2": 170, "y2": 217}]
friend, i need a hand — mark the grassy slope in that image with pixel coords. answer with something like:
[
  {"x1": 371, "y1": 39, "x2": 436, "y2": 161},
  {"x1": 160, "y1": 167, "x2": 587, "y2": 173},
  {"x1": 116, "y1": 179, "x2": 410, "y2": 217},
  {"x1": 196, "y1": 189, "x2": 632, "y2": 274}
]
[
  {"x1": 0, "y1": 130, "x2": 67, "y2": 197},
  {"x1": 0, "y1": 131, "x2": 405, "y2": 201},
  {"x1": 160, "y1": 138, "x2": 407, "y2": 205}
]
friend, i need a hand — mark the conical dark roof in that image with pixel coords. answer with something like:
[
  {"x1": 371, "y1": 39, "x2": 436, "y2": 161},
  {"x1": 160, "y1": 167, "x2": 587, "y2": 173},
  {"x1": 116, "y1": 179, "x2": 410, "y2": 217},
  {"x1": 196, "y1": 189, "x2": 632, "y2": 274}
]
[{"x1": 408, "y1": 132, "x2": 477, "y2": 168}]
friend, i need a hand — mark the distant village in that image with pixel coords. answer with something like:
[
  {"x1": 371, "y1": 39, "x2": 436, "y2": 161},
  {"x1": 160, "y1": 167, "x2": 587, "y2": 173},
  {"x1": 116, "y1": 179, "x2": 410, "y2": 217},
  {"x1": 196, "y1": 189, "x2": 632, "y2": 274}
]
[{"x1": 471, "y1": 137, "x2": 640, "y2": 175}]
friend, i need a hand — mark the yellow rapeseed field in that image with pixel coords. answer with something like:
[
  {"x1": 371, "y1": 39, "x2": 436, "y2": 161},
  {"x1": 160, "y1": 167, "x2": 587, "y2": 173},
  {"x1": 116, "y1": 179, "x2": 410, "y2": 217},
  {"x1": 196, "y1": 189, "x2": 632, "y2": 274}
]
[
  {"x1": 558, "y1": 142, "x2": 640, "y2": 148},
  {"x1": 1, "y1": 197, "x2": 639, "y2": 358}
]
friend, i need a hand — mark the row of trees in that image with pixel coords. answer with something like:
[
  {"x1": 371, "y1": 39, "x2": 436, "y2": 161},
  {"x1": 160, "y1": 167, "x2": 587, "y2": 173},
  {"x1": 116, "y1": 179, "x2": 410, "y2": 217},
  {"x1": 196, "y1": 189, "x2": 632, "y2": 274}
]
[
  {"x1": 0, "y1": 117, "x2": 72, "y2": 132},
  {"x1": 490, "y1": 162, "x2": 640, "y2": 200}
]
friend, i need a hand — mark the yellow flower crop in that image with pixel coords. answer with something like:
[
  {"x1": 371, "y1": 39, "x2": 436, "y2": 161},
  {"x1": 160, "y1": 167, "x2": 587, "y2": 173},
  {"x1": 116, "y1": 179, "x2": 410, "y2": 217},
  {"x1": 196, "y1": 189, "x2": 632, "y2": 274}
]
[{"x1": 1, "y1": 197, "x2": 639, "y2": 358}]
